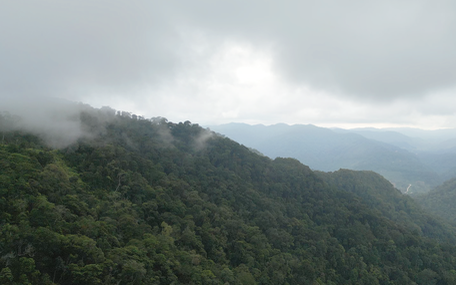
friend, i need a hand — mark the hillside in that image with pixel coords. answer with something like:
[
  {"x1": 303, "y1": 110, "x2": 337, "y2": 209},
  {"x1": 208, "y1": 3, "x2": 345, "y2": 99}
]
[
  {"x1": 208, "y1": 123, "x2": 441, "y2": 193},
  {"x1": 2, "y1": 107, "x2": 456, "y2": 284},
  {"x1": 333, "y1": 129, "x2": 420, "y2": 151},
  {"x1": 414, "y1": 178, "x2": 456, "y2": 224},
  {"x1": 344, "y1": 128, "x2": 456, "y2": 182},
  {"x1": 319, "y1": 169, "x2": 454, "y2": 241}
]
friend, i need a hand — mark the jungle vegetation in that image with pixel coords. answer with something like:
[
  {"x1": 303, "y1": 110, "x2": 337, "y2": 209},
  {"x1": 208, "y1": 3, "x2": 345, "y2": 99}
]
[{"x1": 2, "y1": 106, "x2": 456, "y2": 284}]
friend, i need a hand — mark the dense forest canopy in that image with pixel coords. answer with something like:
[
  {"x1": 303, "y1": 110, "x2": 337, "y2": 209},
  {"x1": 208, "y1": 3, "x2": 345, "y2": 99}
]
[
  {"x1": 2, "y1": 105, "x2": 456, "y2": 284},
  {"x1": 414, "y1": 178, "x2": 456, "y2": 224}
]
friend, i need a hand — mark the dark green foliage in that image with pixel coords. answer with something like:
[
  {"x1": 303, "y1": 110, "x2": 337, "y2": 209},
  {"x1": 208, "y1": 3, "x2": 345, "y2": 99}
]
[
  {"x1": 414, "y1": 177, "x2": 456, "y2": 224},
  {"x1": 319, "y1": 169, "x2": 456, "y2": 243},
  {"x1": 2, "y1": 106, "x2": 456, "y2": 284}
]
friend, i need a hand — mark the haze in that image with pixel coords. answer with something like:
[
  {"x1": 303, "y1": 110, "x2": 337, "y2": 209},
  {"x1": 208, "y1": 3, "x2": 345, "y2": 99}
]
[{"x1": 2, "y1": 1, "x2": 456, "y2": 129}]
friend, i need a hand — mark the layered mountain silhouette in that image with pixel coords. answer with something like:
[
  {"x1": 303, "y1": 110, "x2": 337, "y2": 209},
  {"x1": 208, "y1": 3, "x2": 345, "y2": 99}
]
[{"x1": 209, "y1": 123, "x2": 456, "y2": 193}]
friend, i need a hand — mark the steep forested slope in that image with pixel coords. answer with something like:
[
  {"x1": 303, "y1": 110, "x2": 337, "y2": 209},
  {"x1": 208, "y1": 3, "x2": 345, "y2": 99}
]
[
  {"x1": 319, "y1": 169, "x2": 455, "y2": 242},
  {"x1": 414, "y1": 178, "x2": 456, "y2": 224},
  {"x1": 345, "y1": 128, "x2": 456, "y2": 182},
  {"x1": 208, "y1": 123, "x2": 440, "y2": 193},
  {"x1": 2, "y1": 107, "x2": 456, "y2": 284}
]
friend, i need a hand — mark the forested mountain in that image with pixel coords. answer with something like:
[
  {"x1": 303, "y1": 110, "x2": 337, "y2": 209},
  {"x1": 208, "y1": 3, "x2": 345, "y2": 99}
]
[
  {"x1": 318, "y1": 170, "x2": 455, "y2": 242},
  {"x1": 208, "y1": 123, "x2": 441, "y2": 193},
  {"x1": 3, "y1": 106, "x2": 456, "y2": 284},
  {"x1": 414, "y1": 178, "x2": 456, "y2": 224},
  {"x1": 344, "y1": 128, "x2": 456, "y2": 182},
  {"x1": 416, "y1": 152, "x2": 456, "y2": 182},
  {"x1": 339, "y1": 128, "x2": 456, "y2": 153},
  {"x1": 334, "y1": 129, "x2": 420, "y2": 151}
]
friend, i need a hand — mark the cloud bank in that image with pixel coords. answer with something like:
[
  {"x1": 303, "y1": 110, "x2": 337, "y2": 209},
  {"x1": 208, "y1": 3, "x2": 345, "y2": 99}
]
[{"x1": 2, "y1": 1, "x2": 456, "y2": 128}]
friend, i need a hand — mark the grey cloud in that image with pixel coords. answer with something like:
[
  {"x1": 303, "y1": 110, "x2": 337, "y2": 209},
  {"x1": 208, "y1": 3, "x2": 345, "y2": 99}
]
[
  {"x1": 0, "y1": 1, "x2": 182, "y2": 99},
  {"x1": 178, "y1": 0, "x2": 456, "y2": 100},
  {"x1": 2, "y1": 0, "x2": 456, "y2": 104}
]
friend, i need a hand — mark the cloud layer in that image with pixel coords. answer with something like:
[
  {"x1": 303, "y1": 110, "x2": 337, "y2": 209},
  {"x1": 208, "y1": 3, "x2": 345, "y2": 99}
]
[{"x1": 2, "y1": 1, "x2": 456, "y2": 128}]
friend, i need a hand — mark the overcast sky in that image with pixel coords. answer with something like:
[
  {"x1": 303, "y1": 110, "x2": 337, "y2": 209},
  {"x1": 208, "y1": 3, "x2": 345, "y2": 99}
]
[{"x1": 2, "y1": 0, "x2": 456, "y2": 129}]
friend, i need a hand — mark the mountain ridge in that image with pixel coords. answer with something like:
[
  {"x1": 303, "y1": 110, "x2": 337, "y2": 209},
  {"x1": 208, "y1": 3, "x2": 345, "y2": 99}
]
[
  {"x1": 208, "y1": 123, "x2": 443, "y2": 193},
  {"x1": 2, "y1": 106, "x2": 456, "y2": 284}
]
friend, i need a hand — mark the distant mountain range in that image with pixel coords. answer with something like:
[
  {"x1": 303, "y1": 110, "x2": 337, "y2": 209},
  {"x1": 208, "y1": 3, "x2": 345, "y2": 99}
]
[{"x1": 207, "y1": 123, "x2": 456, "y2": 193}]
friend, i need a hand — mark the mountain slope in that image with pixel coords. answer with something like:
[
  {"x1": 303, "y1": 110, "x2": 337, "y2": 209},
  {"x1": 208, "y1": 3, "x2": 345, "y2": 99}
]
[
  {"x1": 414, "y1": 178, "x2": 456, "y2": 224},
  {"x1": 209, "y1": 123, "x2": 440, "y2": 193},
  {"x1": 334, "y1": 128, "x2": 420, "y2": 151},
  {"x1": 2, "y1": 107, "x2": 456, "y2": 284},
  {"x1": 342, "y1": 128, "x2": 456, "y2": 182},
  {"x1": 319, "y1": 169, "x2": 454, "y2": 241}
]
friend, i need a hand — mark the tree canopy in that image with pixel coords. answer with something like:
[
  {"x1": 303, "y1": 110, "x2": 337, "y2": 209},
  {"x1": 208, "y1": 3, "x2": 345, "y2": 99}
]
[{"x1": 1, "y1": 106, "x2": 456, "y2": 284}]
